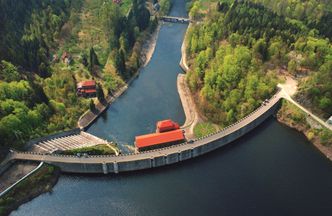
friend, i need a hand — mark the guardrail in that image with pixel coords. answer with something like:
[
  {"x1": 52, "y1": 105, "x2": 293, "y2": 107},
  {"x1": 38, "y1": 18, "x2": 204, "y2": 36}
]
[{"x1": 0, "y1": 162, "x2": 44, "y2": 198}]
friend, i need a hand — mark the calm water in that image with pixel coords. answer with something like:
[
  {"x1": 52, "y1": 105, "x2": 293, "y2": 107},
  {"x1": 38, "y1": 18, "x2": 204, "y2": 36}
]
[
  {"x1": 11, "y1": 1, "x2": 332, "y2": 215},
  {"x1": 86, "y1": 2, "x2": 187, "y2": 149}
]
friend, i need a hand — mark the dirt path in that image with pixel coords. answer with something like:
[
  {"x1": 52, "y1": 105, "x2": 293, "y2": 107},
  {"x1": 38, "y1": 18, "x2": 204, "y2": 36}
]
[{"x1": 177, "y1": 74, "x2": 201, "y2": 139}]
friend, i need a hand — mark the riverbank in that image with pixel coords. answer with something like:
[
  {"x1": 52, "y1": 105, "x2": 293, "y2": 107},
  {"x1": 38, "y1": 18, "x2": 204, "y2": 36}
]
[
  {"x1": 0, "y1": 164, "x2": 60, "y2": 216},
  {"x1": 277, "y1": 100, "x2": 332, "y2": 161},
  {"x1": 177, "y1": 74, "x2": 200, "y2": 139},
  {"x1": 77, "y1": 24, "x2": 162, "y2": 129},
  {"x1": 0, "y1": 162, "x2": 38, "y2": 194}
]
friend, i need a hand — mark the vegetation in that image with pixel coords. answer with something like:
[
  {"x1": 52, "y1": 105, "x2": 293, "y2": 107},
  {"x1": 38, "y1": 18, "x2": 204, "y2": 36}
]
[
  {"x1": 0, "y1": 164, "x2": 60, "y2": 216},
  {"x1": 250, "y1": 0, "x2": 332, "y2": 39},
  {"x1": 193, "y1": 122, "x2": 217, "y2": 138},
  {"x1": 61, "y1": 144, "x2": 118, "y2": 155},
  {"x1": 277, "y1": 100, "x2": 332, "y2": 146},
  {"x1": 0, "y1": 0, "x2": 159, "y2": 152},
  {"x1": 186, "y1": 0, "x2": 332, "y2": 127}
]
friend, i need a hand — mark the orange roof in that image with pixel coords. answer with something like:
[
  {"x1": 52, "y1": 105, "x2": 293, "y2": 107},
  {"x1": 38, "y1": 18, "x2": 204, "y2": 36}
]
[
  {"x1": 135, "y1": 129, "x2": 185, "y2": 148},
  {"x1": 156, "y1": 119, "x2": 180, "y2": 132},
  {"x1": 77, "y1": 80, "x2": 96, "y2": 88},
  {"x1": 84, "y1": 89, "x2": 96, "y2": 93}
]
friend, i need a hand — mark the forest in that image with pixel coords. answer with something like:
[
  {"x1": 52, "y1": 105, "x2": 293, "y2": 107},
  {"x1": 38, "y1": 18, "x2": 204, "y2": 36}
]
[
  {"x1": 0, "y1": 0, "x2": 164, "y2": 153},
  {"x1": 186, "y1": 0, "x2": 332, "y2": 127}
]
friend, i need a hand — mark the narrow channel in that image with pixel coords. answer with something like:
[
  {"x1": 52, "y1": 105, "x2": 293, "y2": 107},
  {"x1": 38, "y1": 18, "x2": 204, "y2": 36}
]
[
  {"x1": 11, "y1": 1, "x2": 332, "y2": 215},
  {"x1": 86, "y1": 1, "x2": 187, "y2": 150}
]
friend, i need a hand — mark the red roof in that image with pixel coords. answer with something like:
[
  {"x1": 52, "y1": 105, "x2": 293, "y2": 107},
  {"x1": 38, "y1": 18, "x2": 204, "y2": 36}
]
[
  {"x1": 83, "y1": 89, "x2": 96, "y2": 93},
  {"x1": 156, "y1": 119, "x2": 180, "y2": 133},
  {"x1": 135, "y1": 129, "x2": 185, "y2": 149},
  {"x1": 77, "y1": 80, "x2": 96, "y2": 88}
]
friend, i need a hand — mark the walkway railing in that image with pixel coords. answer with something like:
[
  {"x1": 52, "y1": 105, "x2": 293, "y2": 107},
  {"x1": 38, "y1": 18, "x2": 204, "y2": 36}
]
[
  {"x1": 8, "y1": 90, "x2": 282, "y2": 164},
  {"x1": 0, "y1": 162, "x2": 44, "y2": 198}
]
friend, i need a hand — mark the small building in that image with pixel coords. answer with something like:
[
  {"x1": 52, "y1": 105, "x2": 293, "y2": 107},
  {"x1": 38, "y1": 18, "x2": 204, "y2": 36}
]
[
  {"x1": 113, "y1": 0, "x2": 122, "y2": 4},
  {"x1": 156, "y1": 119, "x2": 180, "y2": 133},
  {"x1": 77, "y1": 80, "x2": 96, "y2": 97},
  {"x1": 135, "y1": 129, "x2": 185, "y2": 151},
  {"x1": 327, "y1": 116, "x2": 332, "y2": 125}
]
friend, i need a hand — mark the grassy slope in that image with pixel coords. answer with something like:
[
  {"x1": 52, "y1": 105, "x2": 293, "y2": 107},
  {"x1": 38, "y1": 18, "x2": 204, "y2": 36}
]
[{"x1": 62, "y1": 144, "x2": 118, "y2": 155}]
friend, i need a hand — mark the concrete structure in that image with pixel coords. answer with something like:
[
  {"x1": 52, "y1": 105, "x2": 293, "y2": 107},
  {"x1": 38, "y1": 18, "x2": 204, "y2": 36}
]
[
  {"x1": 160, "y1": 16, "x2": 191, "y2": 24},
  {"x1": 5, "y1": 91, "x2": 282, "y2": 174},
  {"x1": 0, "y1": 162, "x2": 43, "y2": 198},
  {"x1": 28, "y1": 130, "x2": 109, "y2": 153}
]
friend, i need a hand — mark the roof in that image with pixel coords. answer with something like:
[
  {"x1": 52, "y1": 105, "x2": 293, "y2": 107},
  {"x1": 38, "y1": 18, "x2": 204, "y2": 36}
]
[
  {"x1": 77, "y1": 80, "x2": 96, "y2": 88},
  {"x1": 84, "y1": 89, "x2": 96, "y2": 93},
  {"x1": 156, "y1": 119, "x2": 180, "y2": 132},
  {"x1": 135, "y1": 129, "x2": 185, "y2": 148}
]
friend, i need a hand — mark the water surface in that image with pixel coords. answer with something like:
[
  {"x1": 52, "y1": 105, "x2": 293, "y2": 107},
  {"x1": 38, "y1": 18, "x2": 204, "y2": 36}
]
[{"x1": 11, "y1": 1, "x2": 332, "y2": 215}]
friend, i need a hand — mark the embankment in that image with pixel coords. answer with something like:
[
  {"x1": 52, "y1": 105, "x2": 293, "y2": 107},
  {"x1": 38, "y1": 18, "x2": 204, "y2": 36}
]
[
  {"x1": 77, "y1": 24, "x2": 162, "y2": 130},
  {"x1": 277, "y1": 100, "x2": 332, "y2": 161},
  {"x1": 0, "y1": 164, "x2": 60, "y2": 216}
]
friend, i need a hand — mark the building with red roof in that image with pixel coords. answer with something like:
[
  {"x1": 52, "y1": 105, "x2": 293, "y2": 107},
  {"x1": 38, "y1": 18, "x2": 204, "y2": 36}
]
[
  {"x1": 156, "y1": 119, "x2": 180, "y2": 133},
  {"x1": 135, "y1": 129, "x2": 185, "y2": 151},
  {"x1": 77, "y1": 80, "x2": 96, "y2": 97}
]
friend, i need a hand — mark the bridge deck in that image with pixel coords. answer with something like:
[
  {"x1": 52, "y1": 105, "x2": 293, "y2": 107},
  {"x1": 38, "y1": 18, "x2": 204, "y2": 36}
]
[{"x1": 10, "y1": 91, "x2": 282, "y2": 165}]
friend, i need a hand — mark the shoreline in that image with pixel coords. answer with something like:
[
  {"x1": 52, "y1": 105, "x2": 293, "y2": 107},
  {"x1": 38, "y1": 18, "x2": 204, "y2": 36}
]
[
  {"x1": 0, "y1": 164, "x2": 60, "y2": 216},
  {"x1": 0, "y1": 22, "x2": 163, "y2": 216},
  {"x1": 177, "y1": 74, "x2": 200, "y2": 139},
  {"x1": 77, "y1": 24, "x2": 162, "y2": 130},
  {"x1": 277, "y1": 117, "x2": 332, "y2": 161},
  {"x1": 181, "y1": 20, "x2": 332, "y2": 161},
  {"x1": 276, "y1": 100, "x2": 332, "y2": 161}
]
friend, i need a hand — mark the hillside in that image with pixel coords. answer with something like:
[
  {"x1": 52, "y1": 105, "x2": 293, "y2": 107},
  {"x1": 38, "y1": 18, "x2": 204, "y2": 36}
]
[
  {"x1": 0, "y1": 0, "x2": 166, "y2": 154},
  {"x1": 185, "y1": 0, "x2": 332, "y2": 129}
]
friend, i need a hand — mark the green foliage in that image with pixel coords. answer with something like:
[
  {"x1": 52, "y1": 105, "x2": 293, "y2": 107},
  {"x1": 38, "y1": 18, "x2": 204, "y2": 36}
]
[
  {"x1": 88, "y1": 47, "x2": 99, "y2": 73},
  {"x1": 298, "y1": 59, "x2": 332, "y2": 116},
  {"x1": 278, "y1": 100, "x2": 332, "y2": 147},
  {"x1": 62, "y1": 144, "x2": 117, "y2": 155},
  {"x1": 89, "y1": 99, "x2": 95, "y2": 111},
  {"x1": 96, "y1": 83, "x2": 105, "y2": 102},
  {"x1": 250, "y1": 0, "x2": 332, "y2": 39},
  {"x1": 0, "y1": 61, "x2": 20, "y2": 82},
  {"x1": 187, "y1": 0, "x2": 332, "y2": 124},
  {"x1": 194, "y1": 122, "x2": 217, "y2": 138},
  {"x1": 320, "y1": 129, "x2": 332, "y2": 146},
  {"x1": 0, "y1": 0, "x2": 70, "y2": 76},
  {"x1": 0, "y1": 164, "x2": 58, "y2": 215},
  {"x1": 159, "y1": 0, "x2": 172, "y2": 15}
]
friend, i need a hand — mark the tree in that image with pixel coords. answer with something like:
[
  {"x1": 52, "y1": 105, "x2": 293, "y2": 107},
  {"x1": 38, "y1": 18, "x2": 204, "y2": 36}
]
[
  {"x1": 96, "y1": 83, "x2": 105, "y2": 102},
  {"x1": 113, "y1": 49, "x2": 127, "y2": 78},
  {"x1": 89, "y1": 47, "x2": 99, "y2": 73},
  {"x1": 0, "y1": 60, "x2": 20, "y2": 82},
  {"x1": 89, "y1": 99, "x2": 95, "y2": 111}
]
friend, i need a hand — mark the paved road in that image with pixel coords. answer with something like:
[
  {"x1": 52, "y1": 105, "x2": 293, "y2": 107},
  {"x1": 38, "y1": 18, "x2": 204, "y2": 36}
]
[{"x1": 7, "y1": 91, "x2": 282, "y2": 164}]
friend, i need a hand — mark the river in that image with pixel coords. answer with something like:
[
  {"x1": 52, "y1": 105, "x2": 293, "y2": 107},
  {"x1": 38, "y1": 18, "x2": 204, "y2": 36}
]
[{"x1": 11, "y1": 0, "x2": 332, "y2": 215}]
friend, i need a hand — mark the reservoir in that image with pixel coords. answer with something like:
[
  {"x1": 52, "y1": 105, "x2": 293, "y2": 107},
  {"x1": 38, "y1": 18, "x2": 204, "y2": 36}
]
[{"x1": 11, "y1": 0, "x2": 332, "y2": 215}]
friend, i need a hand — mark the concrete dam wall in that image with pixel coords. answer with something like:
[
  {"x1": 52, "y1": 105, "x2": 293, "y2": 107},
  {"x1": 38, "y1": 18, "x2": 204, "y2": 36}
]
[{"x1": 42, "y1": 97, "x2": 281, "y2": 174}]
